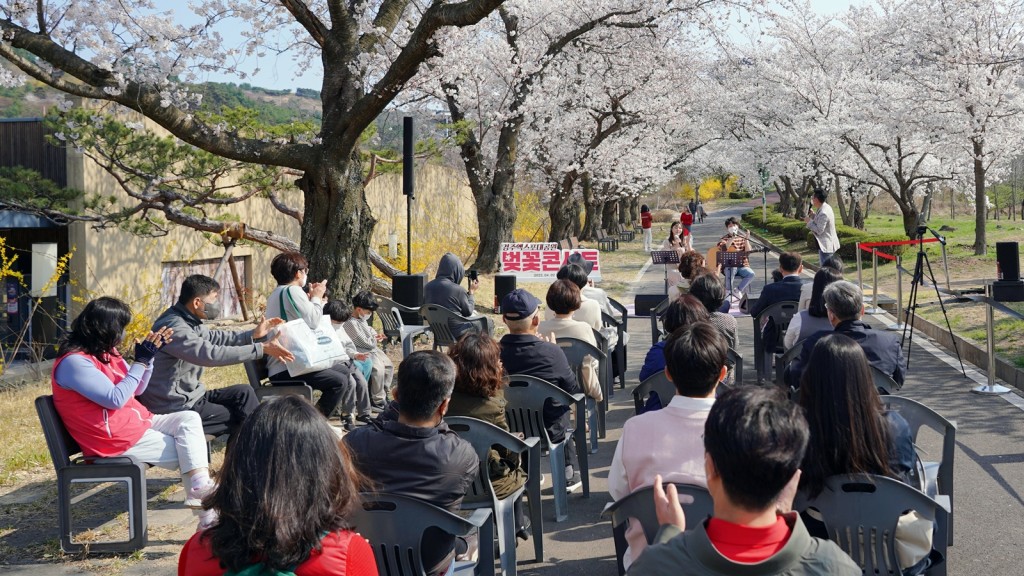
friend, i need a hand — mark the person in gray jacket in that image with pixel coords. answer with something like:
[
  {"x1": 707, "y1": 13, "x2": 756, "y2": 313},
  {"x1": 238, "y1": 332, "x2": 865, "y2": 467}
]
[
  {"x1": 628, "y1": 386, "x2": 859, "y2": 576},
  {"x1": 139, "y1": 275, "x2": 293, "y2": 439},
  {"x1": 423, "y1": 252, "x2": 492, "y2": 338}
]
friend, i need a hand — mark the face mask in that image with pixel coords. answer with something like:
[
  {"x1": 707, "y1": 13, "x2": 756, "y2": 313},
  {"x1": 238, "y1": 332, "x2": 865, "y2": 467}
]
[
  {"x1": 727, "y1": 226, "x2": 739, "y2": 235},
  {"x1": 203, "y1": 301, "x2": 222, "y2": 321}
]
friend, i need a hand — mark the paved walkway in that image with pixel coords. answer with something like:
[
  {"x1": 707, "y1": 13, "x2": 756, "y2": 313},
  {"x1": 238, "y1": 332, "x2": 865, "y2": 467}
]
[{"x1": 3, "y1": 199, "x2": 1023, "y2": 574}]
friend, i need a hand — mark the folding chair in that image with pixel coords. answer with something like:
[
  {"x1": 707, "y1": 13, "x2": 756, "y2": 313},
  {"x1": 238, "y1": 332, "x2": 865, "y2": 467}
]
[
  {"x1": 445, "y1": 416, "x2": 544, "y2": 574},
  {"x1": 774, "y1": 339, "x2": 805, "y2": 389},
  {"x1": 35, "y1": 395, "x2": 148, "y2": 553},
  {"x1": 243, "y1": 358, "x2": 313, "y2": 402},
  {"x1": 726, "y1": 347, "x2": 744, "y2": 386},
  {"x1": 504, "y1": 374, "x2": 589, "y2": 521},
  {"x1": 649, "y1": 298, "x2": 671, "y2": 345},
  {"x1": 602, "y1": 483, "x2": 713, "y2": 576},
  {"x1": 352, "y1": 492, "x2": 495, "y2": 576},
  {"x1": 379, "y1": 296, "x2": 431, "y2": 358},
  {"x1": 881, "y1": 396, "x2": 957, "y2": 546},
  {"x1": 602, "y1": 311, "x2": 627, "y2": 388}
]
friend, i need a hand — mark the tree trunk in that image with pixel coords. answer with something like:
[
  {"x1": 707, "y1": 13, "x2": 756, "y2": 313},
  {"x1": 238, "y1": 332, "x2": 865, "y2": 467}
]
[
  {"x1": 601, "y1": 199, "x2": 617, "y2": 233},
  {"x1": 473, "y1": 188, "x2": 517, "y2": 271},
  {"x1": 901, "y1": 208, "x2": 921, "y2": 239},
  {"x1": 548, "y1": 173, "x2": 580, "y2": 242},
  {"x1": 628, "y1": 197, "x2": 639, "y2": 224},
  {"x1": 778, "y1": 177, "x2": 795, "y2": 217},
  {"x1": 973, "y1": 138, "x2": 987, "y2": 255},
  {"x1": 580, "y1": 174, "x2": 601, "y2": 241},
  {"x1": 834, "y1": 177, "x2": 851, "y2": 226},
  {"x1": 297, "y1": 151, "x2": 376, "y2": 298}
]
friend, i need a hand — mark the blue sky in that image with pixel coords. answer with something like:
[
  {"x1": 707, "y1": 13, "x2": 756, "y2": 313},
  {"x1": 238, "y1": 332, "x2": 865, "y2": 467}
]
[{"x1": 173, "y1": 1, "x2": 864, "y2": 92}]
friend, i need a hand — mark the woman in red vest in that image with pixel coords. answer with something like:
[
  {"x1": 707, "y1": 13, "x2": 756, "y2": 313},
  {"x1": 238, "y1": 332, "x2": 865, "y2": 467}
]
[
  {"x1": 51, "y1": 297, "x2": 215, "y2": 526},
  {"x1": 640, "y1": 204, "x2": 653, "y2": 252}
]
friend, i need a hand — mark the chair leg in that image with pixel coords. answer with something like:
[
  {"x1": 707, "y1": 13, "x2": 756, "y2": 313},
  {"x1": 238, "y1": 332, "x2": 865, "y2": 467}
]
[
  {"x1": 526, "y1": 444, "x2": 544, "y2": 562},
  {"x1": 401, "y1": 335, "x2": 414, "y2": 358},
  {"x1": 548, "y1": 444, "x2": 568, "y2": 522},
  {"x1": 587, "y1": 398, "x2": 598, "y2": 454},
  {"x1": 573, "y1": 406, "x2": 590, "y2": 498},
  {"x1": 496, "y1": 499, "x2": 517, "y2": 576}
]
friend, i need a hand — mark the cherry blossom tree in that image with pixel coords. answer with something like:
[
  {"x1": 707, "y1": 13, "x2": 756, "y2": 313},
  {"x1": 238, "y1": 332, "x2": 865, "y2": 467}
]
[{"x1": 0, "y1": 0, "x2": 507, "y2": 295}]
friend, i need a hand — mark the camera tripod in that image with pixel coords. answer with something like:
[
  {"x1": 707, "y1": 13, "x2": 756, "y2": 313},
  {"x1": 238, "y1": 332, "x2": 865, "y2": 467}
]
[{"x1": 901, "y1": 226, "x2": 966, "y2": 376}]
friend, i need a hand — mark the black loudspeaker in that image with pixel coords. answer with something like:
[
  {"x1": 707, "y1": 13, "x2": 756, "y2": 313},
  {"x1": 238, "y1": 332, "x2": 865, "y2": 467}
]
[
  {"x1": 634, "y1": 293, "x2": 667, "y2": 317},
  {"x1": 494, "y1": 275, "x2": 518, "y2": 313},
  {"x1": 392, "y1": 273, "x2": 426, "y2": 325},
  {"x1": 996, "y1": 242, "x2": 1020, "y2": 282}
]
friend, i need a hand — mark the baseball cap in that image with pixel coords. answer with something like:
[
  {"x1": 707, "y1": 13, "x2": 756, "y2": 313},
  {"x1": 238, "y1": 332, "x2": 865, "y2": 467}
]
[{"x1": 501, "y1": 288, "x2": 540, "y2": 320}]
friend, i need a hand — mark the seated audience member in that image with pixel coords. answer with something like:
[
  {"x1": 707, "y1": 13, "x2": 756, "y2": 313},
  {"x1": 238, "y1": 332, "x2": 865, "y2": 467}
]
[
  {"x1": 344, "y1": 290, "x2": 395, "y2": 409},
  {"x1": 687, "y1": 273, "x2": 736, "y2": 350},
  {"x1": 323, "y1": 299, "x2": 373, "y2": 386},
  {"x1": 446, "y1": 333, "x2": 530, "y2": 540},
  {"x1": 344, "y1": 351, "x2": 478, "y2": 576},
  {"x1": 784, "y1": 267, "x2": 843, "y2": 350},
  {"x1": 610, "y1": 322, "x2": 727, "y2": 568},
  {"x1": 53, "y1": 297, "x2": 215, "y2": 526},
  {"x1": 627, "y1": 387, "x2": 860, "y2": 576},
  {"x1": 179, "y1": 396, "x2": 377, "y2": 575},
  {"x1": 639, "y1": 295, "x2": 710, "y2": 383},
  {"x1": 567, "y1": 252, "x2": 619, "y2": 320},
  {"x1": 798, "y1": 334, "x2": 928, "y2": 575},
  {"x1": 264, "y1": 252, "x2": 350, "y2": 418},
  {"x1": 800, "y1": 256, "x2": 844, "y2": 310},
  {"x1": 423, "y1": 252, "x2": 493, "y2": 338},
  {"x1": 556, "y1": 261, "x2": 622, "y2": 383},
  {"x1": 749, "y1": 251, "x2": 805, "y2": 318},
  {"x1": 538, "y1": 279, "x2": 603, "y2": 403},
  {"x1": 677, "y1": 252, "x2": 707, "y2": 287},
  {"x1": 142, "y1": 275, "x2": 292, "y2": 439},
  {"x1": 499, "y1": 288, "x2": 584, "y2": 492},
  {"x1": 784, "y1": 280, "x2": 904, "y2": 389}
]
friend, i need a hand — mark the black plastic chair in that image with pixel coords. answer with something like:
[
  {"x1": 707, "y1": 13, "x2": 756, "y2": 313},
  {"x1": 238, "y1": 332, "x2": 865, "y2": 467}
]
[
  {"x1": 35, "y1": 395, "x2": 148, "y2": 553},
  {"x1": 379, "y1": 296, "x2": 431, "y2": 358},
  {"x1": 726, "y1": 347, "x2": 744, "y2": 386},
  {"x1": 871, "y1": 365, "x2": 902, "y2": 394},
  {"x1": 795, "y1": 474, "x2": 949, "y2": 576},
  {"x1": 774, "y1": 339, "x2": 805, "y2": 388},
  {"x1": 445, "y1": 416, "x2": 544, "y2": 574},
  {"x1": 243, "y1": 358, "x2": 314, "y2": 402},
  {"x1": 504, "y1": 374, "x2": 589, "y2": 522},
  {"x1": 632, "y1": 372, "x2": 675, "y2": 415},
  {"x1": 602, "y1": 483, "x2": 713, "y2": 576},
  {"x1": 881, "y1": 396, "x2": 957, "y2": 546},
  {"x1": 556, "y1": 336, "x2": 607, "y2": 452},
  {"x1": 352, "y1": 492, "x2": 495, "y2": 576},
  {"x1": 649, "y1": 298, "x2": 671, "y2": 344},
  {"x1": 751, "y1": 300, "x2": 799, "y2": 383},
  {"x1": 420, "y1": 304, "x2": 491, "y2": 350},
  {"x1": 602, "y1": 311, "x2": 627, "y2": 388}
]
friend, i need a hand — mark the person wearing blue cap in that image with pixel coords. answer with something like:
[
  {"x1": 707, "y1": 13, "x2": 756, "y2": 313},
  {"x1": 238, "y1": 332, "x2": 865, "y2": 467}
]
[{"x1": 498, "y1": 288, "x2": 584, "y2": 492}]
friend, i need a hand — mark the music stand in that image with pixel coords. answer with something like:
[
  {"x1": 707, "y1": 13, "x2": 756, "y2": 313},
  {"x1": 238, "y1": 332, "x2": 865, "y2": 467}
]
[
  {"x1": 717, "y1": 250, "x2": 751, "y2": 297},
  {"x1": 651, "y1": 250, "x2": 681, "y2": 295}
]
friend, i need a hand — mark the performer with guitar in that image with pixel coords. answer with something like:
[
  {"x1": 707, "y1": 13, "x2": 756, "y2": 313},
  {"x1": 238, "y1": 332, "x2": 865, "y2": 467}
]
[{"x1": 716, "y1": 217, "x2": 755, "y2": 301}]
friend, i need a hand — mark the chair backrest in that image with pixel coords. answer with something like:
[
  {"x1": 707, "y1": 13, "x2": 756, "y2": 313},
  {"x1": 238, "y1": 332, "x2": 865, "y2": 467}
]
[
  {"x1": 650, "y1": 297, "x2": 671, "y2": 343},
  {"x1": 420, "y1": 304, "x2": 465, "y2": 348},
  {"x1": 243, "y1": 358, "x2": 268, "y2": 387},
  {"x1": 632, "y1": 372, "x2": 676, "y2": 415},
  {"x1": 774, "y1": 339, "x2": 805, "y2": 386},
  {"x1": 352, "y1": 492, "x2": 492, "y2": 576},
  {"x1": 377, "y1": 305, "x2": 405, "y2": 342},
  {"x1": 726, "y1": 347, "x2": 744, "y2": 385},
  {"x1": 608, "y1": 298, "x2": 628, "y2": 332},
  {"x1": 559, "y1": 239, "x2": 571, "y2": 250},
  {"x1": 504, "y1": 374, "x2": 577, "y2": 449},
  {"x1": 556, "y1": 337, "x2": 607, "y2": 393},
  {"x1": 754, "y1": 300, "x2": 800, "y2": 331},
  {"x1": 871, "y1": 365, "x2": 901, "y2": 393},
  {"x1": 796, "y1": 473, "x2": 948, "y2": 576},
  {"x1": 570, "y1": 236, "x2": 580, "y2": 248},
  {"x1": 445, "y1": 416, "x2": 532, "y2": 505},
  {"x1": 880, "y1": 396, "x2": 956, "y2": 495},
  {"x1": 35, "y1": 395, "x2": 77, "y2": 473}
]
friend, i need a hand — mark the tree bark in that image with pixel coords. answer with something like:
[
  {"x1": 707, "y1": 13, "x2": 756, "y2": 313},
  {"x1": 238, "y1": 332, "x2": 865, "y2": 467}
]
[
  {"x1": 580, "y1": 174, "x2": 601, "y2": 241},
  {"x1": 973, "y1": 138, "x2": 987, "y2": 255},
  {"x1": 601, "y1": 198, "x2": 617, "y2": 232},
  {"x1": 548, "y1": 173, "x2": 580, "y2": 242}
]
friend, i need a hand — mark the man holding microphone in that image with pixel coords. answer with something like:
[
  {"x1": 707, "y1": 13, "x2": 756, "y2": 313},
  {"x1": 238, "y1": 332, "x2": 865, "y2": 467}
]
[{"x1": 805, "y1": 187, "x2": 841, "y2": 266}]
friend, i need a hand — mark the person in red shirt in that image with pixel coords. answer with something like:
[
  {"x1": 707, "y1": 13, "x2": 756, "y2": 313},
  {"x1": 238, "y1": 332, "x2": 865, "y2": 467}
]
[
  {"x1": 627, "y1": 386, "x2": 859, "y2": 575},
  {"x1": 680, "y1": 207, "x2": 695, "y2": 251},
  {"x1": 640, "y1": 204, "x2": 653, "y2": 252},
  {"x1": 178, "y1": 396, "x2": 377, "y2": 576}
]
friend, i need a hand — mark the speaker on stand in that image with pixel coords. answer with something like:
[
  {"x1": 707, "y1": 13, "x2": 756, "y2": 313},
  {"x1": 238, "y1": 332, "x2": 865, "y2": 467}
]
[{"x1": 494, "y1": 274, "x2": 518, "y2": 313}]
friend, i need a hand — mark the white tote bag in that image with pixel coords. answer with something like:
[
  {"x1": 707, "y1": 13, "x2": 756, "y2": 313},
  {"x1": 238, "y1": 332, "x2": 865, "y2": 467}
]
[{"x1": 275, "y1": 317, "x2": 345, "y2": 376}]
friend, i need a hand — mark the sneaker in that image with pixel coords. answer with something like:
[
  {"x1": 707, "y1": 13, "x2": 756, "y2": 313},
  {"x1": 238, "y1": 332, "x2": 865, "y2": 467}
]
[
  {"x1": 355, "y1": 413, "x2": 374, "y2": 424},
  {"x1": 516, "y1": 517, "x2": 532, "y2": 541},
  {"x1": 732, "y1": 288, "x2": 743, "y2": 300},
  {"x1": 342, "y1": 416, "x2": 358, "y2": 433},
  {"x1": 184, "y1": 477, "x2": 216, "y2": 509},
  {"x1": 566, "y1": 473, "x2": 583, "y2": 494}
]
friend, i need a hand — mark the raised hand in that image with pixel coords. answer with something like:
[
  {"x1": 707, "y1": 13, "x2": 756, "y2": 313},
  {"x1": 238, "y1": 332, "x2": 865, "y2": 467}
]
[
  {"x1": 133, "y1": 326, "x2": 173, "y2": 364},
  {"x1": 262, "y1": 339, "x2": 295, "y2": 363},
  {"x1": 253, "y1": 316, "x2": 285, "y2": 340},
  {"x1": 653, "y1": 475, "x2": 693, "y2": 530}
]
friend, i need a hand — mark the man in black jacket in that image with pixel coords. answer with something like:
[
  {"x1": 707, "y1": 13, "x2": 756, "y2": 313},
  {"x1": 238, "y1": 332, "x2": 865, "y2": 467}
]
[
  {"x1": 749, "y1": 252, "x2": 805, "y2": 318},
  {"x1": 344, "y1": 351, "x2": 478, "y2": 576},
  {"x1": 498, "y1": 288, "x2": 584, "y2": 492},
  {"x1": 784, "y1": 280, "x2": 905, "y2": 389}
]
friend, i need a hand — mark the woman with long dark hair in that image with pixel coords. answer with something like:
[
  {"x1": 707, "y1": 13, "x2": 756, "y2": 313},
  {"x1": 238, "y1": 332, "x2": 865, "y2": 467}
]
[
  {"x1": 447, "y1": 332, "x2": 529, "y2": 539},
  {"x1": 784, "y1": 267, "x2": 843, "y2": 349},
  {"x1": 179, "y1": 396, "x2": 376, "y2": 575},
  {"x1": 52, "y1": 297, "x2": 214, "y2": 523},
  {"x1": 798, "y1": 333, "x2": 929, "y2": 574},
  {"x1": 662, "y1": 221, "x2": 687, "y2": 258}
]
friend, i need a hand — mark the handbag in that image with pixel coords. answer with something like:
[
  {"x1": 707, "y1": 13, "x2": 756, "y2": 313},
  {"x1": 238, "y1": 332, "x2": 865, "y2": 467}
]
[{"x1": 275, "y1": 289, "x2": 345, "y2": 376}]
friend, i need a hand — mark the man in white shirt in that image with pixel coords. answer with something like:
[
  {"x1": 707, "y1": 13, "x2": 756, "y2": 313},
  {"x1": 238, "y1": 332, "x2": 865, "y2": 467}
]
[{"x1": 608, "y1": 321, "x2": 728, "y2": 569}]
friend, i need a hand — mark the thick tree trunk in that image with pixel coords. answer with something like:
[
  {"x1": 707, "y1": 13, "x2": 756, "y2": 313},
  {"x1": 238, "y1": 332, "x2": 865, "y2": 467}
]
[
  {"x1": 628, "y1": 197, "x2": 639, "y2": 225},
  {"x1": 834, "y1": 178, "x2": 851, "y2": 226},
  {"x1": 901, "y1": 208, "x2": 921, "y2": 239},
  {"x1": 778, "y1": 178, "x2": 795, "y2": 217},
  {"x1": 297, "y1": 151, "x2": 376, "y2": 298},
  {"x1": 548, "y1": 173, "x2": 580, "y2": 242},
  {"x1": 973, "y1": 139, "x2": 987, "y2": 255},
  {"x1": 601, "y1": 199, "x2": 617, "y2": 233},
  {"x1": 474, "y1": 189, "x2": 517, "y2": 272},
  {"x1": 580, "y1": 174, "x2": 601, "y2": 241}
]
